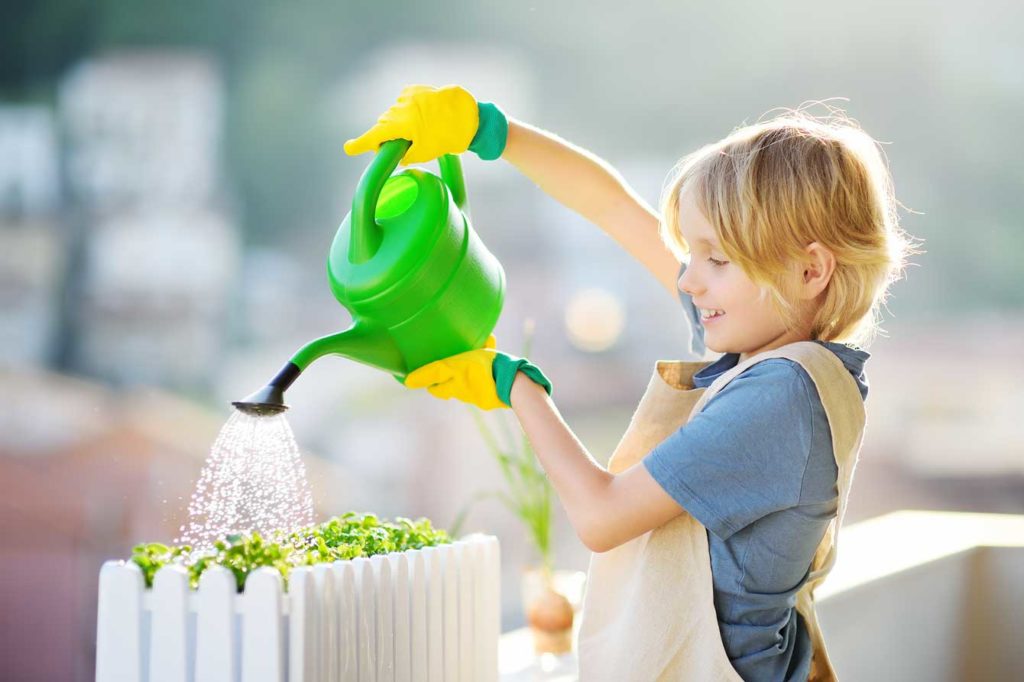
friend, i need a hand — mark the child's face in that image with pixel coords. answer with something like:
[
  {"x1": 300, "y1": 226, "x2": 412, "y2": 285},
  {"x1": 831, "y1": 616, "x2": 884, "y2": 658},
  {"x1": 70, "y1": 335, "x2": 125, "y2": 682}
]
[{"x1": 675, "y1": 189, "x2": 811, "y2": 361}]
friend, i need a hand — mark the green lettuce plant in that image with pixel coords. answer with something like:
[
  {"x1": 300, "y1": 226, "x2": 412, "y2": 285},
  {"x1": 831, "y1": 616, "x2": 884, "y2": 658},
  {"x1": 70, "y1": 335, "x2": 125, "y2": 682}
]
[{"x1": 129, "y1": 512, "x2": 450, "y2": 591}]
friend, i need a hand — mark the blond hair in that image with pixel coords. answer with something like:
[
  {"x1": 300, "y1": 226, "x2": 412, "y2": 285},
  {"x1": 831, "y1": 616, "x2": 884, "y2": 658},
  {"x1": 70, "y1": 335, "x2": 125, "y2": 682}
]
[{"x1": 659, "y1": 104, "x2": 922, "y2": 349}]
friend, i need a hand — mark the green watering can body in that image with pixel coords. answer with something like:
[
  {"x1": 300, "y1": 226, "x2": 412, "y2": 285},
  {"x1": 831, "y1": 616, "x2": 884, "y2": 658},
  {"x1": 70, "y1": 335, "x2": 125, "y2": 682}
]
[
  {"x1": 234, "y1": 139, "x2": 504, "y2": 416},
  {"x1": 309, "y1": 139, "x2": 504, "y2": 377}
]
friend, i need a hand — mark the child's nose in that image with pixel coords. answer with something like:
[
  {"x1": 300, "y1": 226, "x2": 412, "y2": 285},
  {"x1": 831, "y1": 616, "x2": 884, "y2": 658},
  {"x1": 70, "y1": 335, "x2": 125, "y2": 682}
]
[{"x1": 678, "y1": 265, "x2": 702, "y2": 297}]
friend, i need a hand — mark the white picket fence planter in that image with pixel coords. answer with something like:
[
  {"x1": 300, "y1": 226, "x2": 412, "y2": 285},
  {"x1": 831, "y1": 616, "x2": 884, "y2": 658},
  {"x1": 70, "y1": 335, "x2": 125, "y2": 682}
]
[{"x1": 96, "y1": 534, "x2": 500, "y2": 682}]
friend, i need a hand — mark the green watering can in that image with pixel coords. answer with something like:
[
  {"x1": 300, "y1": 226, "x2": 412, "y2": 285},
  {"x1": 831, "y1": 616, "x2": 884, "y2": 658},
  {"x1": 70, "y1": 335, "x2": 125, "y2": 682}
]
[{"x1": 233, "y1": 139, "x2": 505, "y2": 416}]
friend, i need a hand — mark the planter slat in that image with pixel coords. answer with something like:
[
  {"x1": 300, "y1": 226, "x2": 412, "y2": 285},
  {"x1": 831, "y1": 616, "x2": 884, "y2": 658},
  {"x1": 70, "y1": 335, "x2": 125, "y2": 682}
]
[
  {"x1": 373, "y1": 555, "x2": 395, "y2": 682},
  {"x1": 390, "y1": 552, "x2": 412, "y2": 682},
  {"x1": 242, "y1": 568, "x2": 284, "y2": 682},
  {"x1": 150, "y1": 565, "x2": 190, "y2": 682},
  {"x1": 196, "y1": 566, "x2": 236, "y2": 682},
  {"x1": 96, "y1": 561, "x2": 145, "y2": 682},
  {"x1": 423, "y1": 547, "x2": 443, "y2": 682},
  {"x1": 287, "y1": 568, "x2": 316, "y2": 682},
  {"x1": 313, "y1": 565, "x2": 338, "y2": 682},
  {"x1": 334, "y1": 561, "x2": 358, "y2": 680},
  {"x1": 470, "y1": 541, "x2": 485, "y2": 682},
  {"x1": 409, "y1": 550, "x2": 428, "y2": 682},
  {"x1": 439, "y1": 544, "x2": 458, "y2": 682},
  {"x1": 482, "y1": 537, "x2": 500, "y2": 682},
  {"x1": 96, "y1": 536, "x2": 498, "y2": 682},
  {"x1": 354, "y1": 557, "x2": 375, "y2": 682},
  {"x1": 456, "y1": 542, "x2": 474, "y2": 682}
]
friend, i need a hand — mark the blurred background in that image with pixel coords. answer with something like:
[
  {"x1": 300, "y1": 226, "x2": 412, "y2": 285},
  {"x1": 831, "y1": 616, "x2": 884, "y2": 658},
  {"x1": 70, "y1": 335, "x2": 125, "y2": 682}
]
[{"x1": 2, "y1": 1, "x2": 1022, "y2": 679}]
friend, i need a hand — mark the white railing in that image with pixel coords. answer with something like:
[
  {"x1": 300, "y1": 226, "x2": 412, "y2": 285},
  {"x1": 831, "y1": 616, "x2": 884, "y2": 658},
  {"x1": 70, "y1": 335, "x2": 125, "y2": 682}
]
[
  {"x1": 817, "y1": 511, "x2": 1024, "y2": 681},
  {"x1": 491, "y1": 511, "x2": 1024, "y2": 680},
  {"x1": 96, "y1": 534, "x2": 500, "y2": 682}
]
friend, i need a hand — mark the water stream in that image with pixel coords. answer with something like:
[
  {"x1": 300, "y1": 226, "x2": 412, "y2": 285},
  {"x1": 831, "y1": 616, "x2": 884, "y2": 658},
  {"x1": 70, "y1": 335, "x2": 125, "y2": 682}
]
[{"x1": 177, "y1": 410, "x2": 314, "y2": 550}]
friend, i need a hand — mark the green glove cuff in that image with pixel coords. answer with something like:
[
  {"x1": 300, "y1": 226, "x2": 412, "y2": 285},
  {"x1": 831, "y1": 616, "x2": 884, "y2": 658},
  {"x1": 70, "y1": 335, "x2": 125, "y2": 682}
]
[
  {"x1": 468, "y1": 102, "x2": 509, "y2": 161},
  {"x1": 492, "y1": 353, "x2": 552, "y2": 407}
]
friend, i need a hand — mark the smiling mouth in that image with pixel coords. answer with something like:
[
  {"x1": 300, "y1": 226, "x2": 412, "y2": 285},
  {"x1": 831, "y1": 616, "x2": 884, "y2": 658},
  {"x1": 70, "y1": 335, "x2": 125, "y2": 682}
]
[{"x1": 700, "y1": 309, "x2": 725, "y2": 322}]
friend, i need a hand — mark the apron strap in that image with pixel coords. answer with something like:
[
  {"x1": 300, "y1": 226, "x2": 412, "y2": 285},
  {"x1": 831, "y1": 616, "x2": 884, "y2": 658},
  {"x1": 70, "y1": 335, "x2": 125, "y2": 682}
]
[{"x1": 689, "y1": 342, "x2": 866, "y2": 582}]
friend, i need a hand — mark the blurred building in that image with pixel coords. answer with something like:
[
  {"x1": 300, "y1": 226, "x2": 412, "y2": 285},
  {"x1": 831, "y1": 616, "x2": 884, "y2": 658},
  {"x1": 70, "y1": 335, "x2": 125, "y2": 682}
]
[
  {"x1": 60, "y1": 51, "x2": 223, "y2": 208},
  {"x1": 0, "y1": 105, "x2": 63, "y2": 367},
  {"x1": 57, "y1": 50, "x2": 241, "y2": 391}
]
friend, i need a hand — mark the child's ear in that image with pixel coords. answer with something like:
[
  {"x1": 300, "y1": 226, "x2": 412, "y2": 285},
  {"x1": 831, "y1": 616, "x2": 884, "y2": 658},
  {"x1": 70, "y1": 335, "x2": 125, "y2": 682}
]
[{"x1": 800, "y1": 242, "x2": 836, "y2": 297}]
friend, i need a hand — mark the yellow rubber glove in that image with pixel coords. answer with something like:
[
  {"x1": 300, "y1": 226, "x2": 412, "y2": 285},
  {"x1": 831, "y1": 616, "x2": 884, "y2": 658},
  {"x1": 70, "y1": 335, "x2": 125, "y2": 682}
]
[
  {"x1": 404, "y1": 335, "x2": 504, "y2": 411},
  {"x1": 343, "y1": 84, "x2": 479, "y2": 166}
]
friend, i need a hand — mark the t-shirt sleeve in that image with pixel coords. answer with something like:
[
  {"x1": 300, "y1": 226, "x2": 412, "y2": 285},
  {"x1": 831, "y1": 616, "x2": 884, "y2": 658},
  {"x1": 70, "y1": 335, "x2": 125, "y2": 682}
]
[
  {"x1": 642, "y1": 360, "x2": 815, "y2": 540},
  {"x1": 677, "y1": 259, "x2": 706, "y2": 358}
]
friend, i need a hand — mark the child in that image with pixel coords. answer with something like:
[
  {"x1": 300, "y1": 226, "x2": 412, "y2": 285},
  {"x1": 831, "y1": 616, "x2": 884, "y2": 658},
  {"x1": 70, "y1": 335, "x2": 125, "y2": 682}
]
[{"x1": 345, "y1": 85, "x2": 917, "y2": 681}]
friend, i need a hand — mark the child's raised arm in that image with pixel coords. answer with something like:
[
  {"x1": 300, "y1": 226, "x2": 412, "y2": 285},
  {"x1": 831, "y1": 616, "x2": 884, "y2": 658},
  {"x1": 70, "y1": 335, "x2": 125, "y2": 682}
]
[
  {"x1": 502, "y1": 120, "x2": 681, "y2": 297},
  {"x1": 343, "y1": 85, "x2": 681, "y2": 298}
]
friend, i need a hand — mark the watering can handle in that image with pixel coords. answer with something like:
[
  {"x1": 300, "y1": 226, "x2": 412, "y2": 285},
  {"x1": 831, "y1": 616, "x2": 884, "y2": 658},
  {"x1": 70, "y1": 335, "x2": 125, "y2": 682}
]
[
  {"x1": 436, "y1": 153, "x2": 468, "y2": 213},
  {"x1": 350, "y1": 139, "x2": 469, "y2": 264}
]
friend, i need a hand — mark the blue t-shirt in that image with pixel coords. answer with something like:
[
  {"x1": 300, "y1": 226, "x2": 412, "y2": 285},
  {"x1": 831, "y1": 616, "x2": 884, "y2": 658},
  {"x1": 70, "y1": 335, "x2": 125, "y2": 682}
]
[{"x1": 642, "y1": 263, "x2": 869, "y2": 682}]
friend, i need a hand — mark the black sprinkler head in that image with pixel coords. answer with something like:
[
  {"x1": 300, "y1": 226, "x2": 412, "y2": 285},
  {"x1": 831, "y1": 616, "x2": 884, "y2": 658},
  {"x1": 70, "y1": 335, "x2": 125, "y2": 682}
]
[
  {"x1": 232, "y1": 392, "x2": 289, "y2": 416},
  {"x1": 232, "y1": 362, "x2": 301, "y2": 417}
]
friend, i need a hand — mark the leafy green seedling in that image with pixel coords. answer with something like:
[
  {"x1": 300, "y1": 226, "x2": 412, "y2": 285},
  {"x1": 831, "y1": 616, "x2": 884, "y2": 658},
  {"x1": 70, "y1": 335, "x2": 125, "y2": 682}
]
[{"x1": 129, "y1": 513, "x2": 450, "y2": 592}]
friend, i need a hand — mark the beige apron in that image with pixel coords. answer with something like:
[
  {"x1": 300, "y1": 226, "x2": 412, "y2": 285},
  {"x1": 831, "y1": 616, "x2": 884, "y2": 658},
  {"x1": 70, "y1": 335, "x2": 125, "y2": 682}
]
[{"x1": 576, "y1": 341, "x2": 866, "y2": 681}]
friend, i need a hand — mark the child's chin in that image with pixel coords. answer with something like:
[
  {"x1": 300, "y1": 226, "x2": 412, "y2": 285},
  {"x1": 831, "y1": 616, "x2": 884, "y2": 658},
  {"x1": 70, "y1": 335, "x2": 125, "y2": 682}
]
[{"x1": 703, "y1": 338, "x2": 725, "y2": 353}]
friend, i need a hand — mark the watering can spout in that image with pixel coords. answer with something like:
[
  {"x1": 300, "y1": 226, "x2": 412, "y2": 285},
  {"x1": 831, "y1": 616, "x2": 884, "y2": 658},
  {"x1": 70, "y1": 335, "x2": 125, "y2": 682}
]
[
  {"x1": 289, "y1": 320, "x2": 405, "y2": 375},
  {"x1": 232, "y1": 321, "x2": 404, "y2": 417},
  {"x1": 232, "y1": 362, "x2": 300, "y2": 416}
]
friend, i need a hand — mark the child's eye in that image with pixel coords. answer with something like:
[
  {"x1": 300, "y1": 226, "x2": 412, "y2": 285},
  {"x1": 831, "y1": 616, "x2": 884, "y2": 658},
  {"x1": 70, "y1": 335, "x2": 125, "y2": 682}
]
[{"x1": 708, "y1": 257, "x2": 728, "y2": 267}]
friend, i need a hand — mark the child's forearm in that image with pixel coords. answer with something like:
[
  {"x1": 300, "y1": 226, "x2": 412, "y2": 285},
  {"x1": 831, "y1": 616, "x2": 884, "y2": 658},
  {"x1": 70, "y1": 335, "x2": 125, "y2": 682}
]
[
  {"x1": 509, "y1": 373, "x2": 687, "y2": 553},
  {"x1": 502, "y1": 119, "x2": 651, "y2": 226},
  {"x1": 501, "y1": 119, "x2": 680, "y2": 296},
  {"x1": 509, "y1": 372, "x2": 614, "y2": 552}
]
